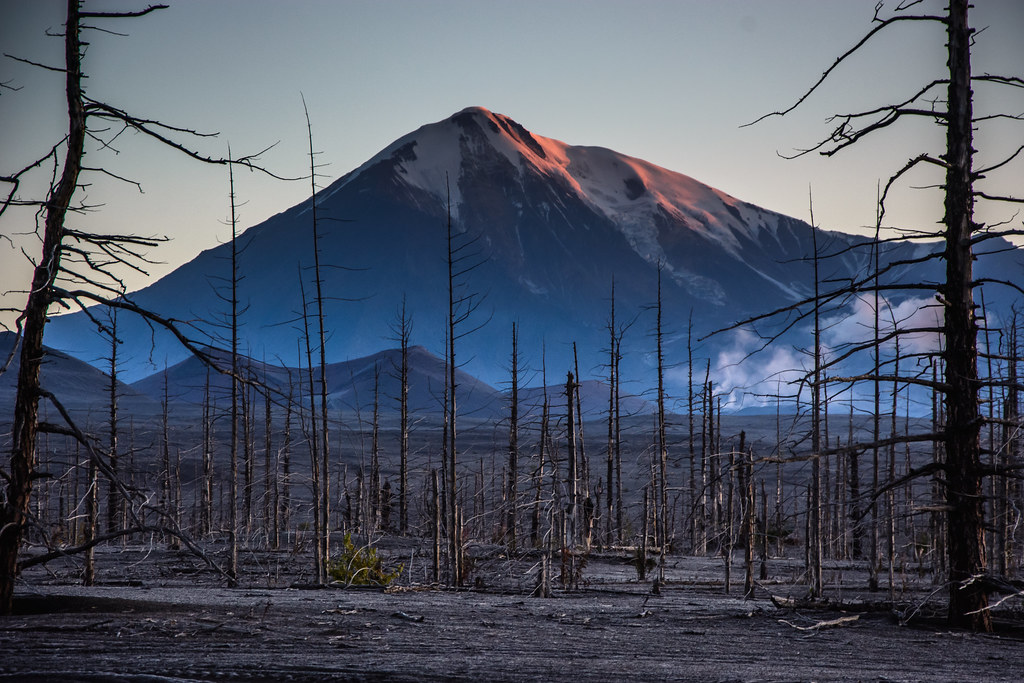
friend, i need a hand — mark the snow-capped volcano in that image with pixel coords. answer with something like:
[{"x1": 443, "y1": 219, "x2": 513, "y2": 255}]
[
  {"x1": 43, "y1": 107, "x2": 1021, "y2": 399},
  {"x1": 323, "y1": 106, "x2": 813, "y2": 304}
]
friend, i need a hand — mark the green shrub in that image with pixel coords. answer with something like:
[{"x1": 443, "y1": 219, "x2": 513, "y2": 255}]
[{"x1": 328, "y1": 534, "x2": 403, "y2": 587}]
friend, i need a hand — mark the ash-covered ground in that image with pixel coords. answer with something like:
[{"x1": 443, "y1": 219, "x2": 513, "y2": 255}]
[{"x1": 3, "y1": 538, "x2": 1023, "y2": 681}]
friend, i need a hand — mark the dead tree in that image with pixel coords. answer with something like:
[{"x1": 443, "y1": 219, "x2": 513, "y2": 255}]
[
  {"x1": 565, "y1": 371, "x2": 579, "y2": 549},
  {"x1": 278, "y1": 379, "x2": 294, "y2": 547},
  {"x1": 388, "y1": 297, "x2": 413, "y2": 534},
  {"x1": 297, "y1": 271, "x2": 323, "y2": 579},
  {"x1": 227, "y1": 156, "x2": 241, "y2": 583},
  {"x1": 808, "y1": 199, "x2": 823, "y2": 599},
  {"x1": 201, "y1": 369, "x2": 214, "y2": 538},
  {"x1": 105, "y1": 310, "x2": 121, "y2": 535},
  {"x1": 302, "y1": 96, "x2": 332, "y2": 583},
  {"x1": 654, "y1": 265, "x2": 669, "y2": 582},
  {"x1": 441, "y1": 175, "x2": 487, "y2": 585},
  {"x1": 531, "y1": 350, "x2": 551, "y2": 548},
  {"x1": 687, "y1": 310, "x2": 702, "y2": 553},
  {"x1": 603, "y1": 280, "x2": 633, "y2": 545},
  {"x1": 370, "y1": 364, "x2": 381, "y2": 533},
  {"x1": 605, "y1": 279, "x2": 617, "y2": 546},
  {"x1": 507, "y1": 322, "x2": 520, "y2": 552},
  {"x1": 573, "y1": 343, "x2": 592, "y2": 550},
  {"x1": 263, "y1": 366, "x2": 274, "y2": 545}
]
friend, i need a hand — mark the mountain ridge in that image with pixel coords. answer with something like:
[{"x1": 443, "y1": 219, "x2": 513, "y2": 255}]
[{"x1": 41, "y1": 107, "x2": 1022, "y2": 409}]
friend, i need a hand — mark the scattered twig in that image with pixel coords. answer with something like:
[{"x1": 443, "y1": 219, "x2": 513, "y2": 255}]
[{"x1": 779, "y1": 614, "x2": 860, "y2": 631}]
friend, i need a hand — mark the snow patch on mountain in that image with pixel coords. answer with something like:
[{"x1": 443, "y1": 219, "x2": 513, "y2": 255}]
[{"x1": 314, "y1": 107, "x2": 777, "y2": 263}]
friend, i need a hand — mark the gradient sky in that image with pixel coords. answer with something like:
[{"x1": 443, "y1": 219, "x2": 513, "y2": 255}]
[{"x1": 1, "y1": 0, "x2": 1022, "y2": 329}]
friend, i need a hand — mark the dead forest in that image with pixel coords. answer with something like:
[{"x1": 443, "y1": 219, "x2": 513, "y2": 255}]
[{"x1": 2, "y1": 4, "x2": 1024, "y2": 671}]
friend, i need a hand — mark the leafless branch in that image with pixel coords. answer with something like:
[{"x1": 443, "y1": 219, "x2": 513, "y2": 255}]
[
  {"x1": 743, "y1": 12, "x2": 946, "y2": 128},
  {"x1": 79, "y1": 5, "x2": 169, "y2": 19},
  {"x1": 3, "y1": 53, "x2": 66, "y2": 73},
  {"x1": 974, "y1": 191, "x2": 1024, "y2": 204}
]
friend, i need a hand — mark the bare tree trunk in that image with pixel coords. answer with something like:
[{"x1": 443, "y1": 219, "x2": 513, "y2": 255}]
[
  {"x1": 0, "y1": 0, "x2": 86, "y2": 615},
  {"x1": 507, "y1": 322, "x2": 519, "y2": 553},
  {"x1": 931, "y1": 361, "x2": 947, "y2": 579},
  {"x1": 606, "y1": 280, "x2": 616, "y2": 547},
  {"x1": 848, "y1": 401, "x2": 861, "y2": 559},
  {"x1": 870, "y1": 211, "x2": 882, "y2": 593},
  {"x1": 775, "y1": 384, "x2": 784, "y2": 557},
  {"x1": 943, "y1": 0, "x2": 990, "y2": 631},
  {"x1": 705, "y1": 376, "x2": 717, "y2": 548},
  {"x1": 280, "y1": 380, "x2": 294, "y2": 548},
  {"x1": 106, "y1": 310, "x2": 120, "y2": 536},
  {"x1": 264, "y1": 378, "x2": 273, "y2": 546},
  {"x1": 565, "y1": 371, "x2": 578, "y2": 549},
  {"x1": 201, "y1": 370, "x2": 214, "y2": 538},
  {"x1": 809, "y1": 203, "x2": 823, "y2": 598},
  {"x1": 639, "y1": 486, "x2": 649, "y2": 582},
  {"x1": 655, "y1": 266, "x2": 669, "y2": 583},
  {"x1": 302, "y1": 97, "x2": 331, "y2": 583},
  {"x1": 160, "y1": 371, "x2": 176, "y2": 549},
  {"x1": 298, "y1": 274, "x2": 322, "y2": 581},
  {"x1": 432, "y1": 469, "x2": 441, "y2": 584},
  {"x1": 687, "y1": 310, "x2": 698, "y2": 554},
  {"x1": 742, "y1": 443, "x2": 755, "y2": 599},
  {"x1": 614, "y1": 335, "x2": 623, "y2": 542},
  {"x1": 227, "y1": 155, "x2": 241, "y2": 585},
  {"x1": 888, "y1": 335, "x2": 901, "y2": 599},
  {"x1": 573, "y1": 344, "x2": 592, "y2": 551},
  {"x1": 532, "y1": 352, "x2": 550, "y2": 548},
  {"x1": 760, "y1": 479, "x2": 769, "y2": 581},
  {"x1": 84, "y1": 427, "x2": 98, "y2": 586},
  {"x1": 242, "y1": 384, "x2": 253, "y2": 535},
  {"x1": 1000, "y1": 317, "x2": 1019, "y2": 575},
  {"x1": 393, "y1": 298, "x2": 412, "y2": 535},
  {"x1": 370, "y1": 365, "x2": 381, "y2": 534},
  {"x1": 445, "y1": 183, "x2": 460, "y2": 586}
]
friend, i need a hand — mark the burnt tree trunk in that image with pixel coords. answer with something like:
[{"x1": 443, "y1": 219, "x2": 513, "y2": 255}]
[
  {"x1": 942, "y1": 0, "x2": 990, "y2": 631},
  {"x1": 0, "y1": 0, "x2": 85, "y2": 615},
  {"x1": 507, "y1": 322, "x2": 519, "y2": 552}
]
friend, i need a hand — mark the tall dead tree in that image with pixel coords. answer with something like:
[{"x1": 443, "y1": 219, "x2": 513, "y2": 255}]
[
  {"x1": 441, "y1": 175, "x2": 486, "y2": 585},
  {"x1": 687, "y1": 311, "x2": 701, "y2": 553},
  {"x1": 445, "y1": 181, "x2": 460, "y2": 585},
  {"x1": 808, "y1": 197, "x2": 823, "y2": 598},
  {"x1": 507, "y1": 322, "x2": 520, "y2": 552},
  {"x1": 297, "y1": 271, "x2": 323, "y2": 579},
  {"x1": 105, "y1": 310, "x2": 120, "y2": 535},
  {"x1": 201, "y1": 369, "x2": 214, "y2": 537},
  {"x1": 0, "y1": 0, "x2": 93, "y2": 613},
  {"x1": 226, "y1": 154, "x2": 241, "y2": 583},
  {"x1": 370, "y1": 363, "x2": 382, "y2": 533},
  {"x1": 389, "y1": 297, "x2": 413, "y2": 534},
  {"x1": 606, "y1": 279, "x2": 617, "y2": 546},
  {"x1": 302, "y1": 97, "x2": 332, "y2": 583},
  {"x1": 278, "y1": 379, "x2": 294, "y2": 547},
  {"x1": 940, "y1": 1, "x2": 991, "y2": 630},
  {"x1": 532, "y1": 349, "x2": 551, "y2": 548},
  {"x1": 655, "y1": 266, "x2": 669, "y2": 582},
  {"x1": 573, "y1": 343, "x2": 592, "y2": 549},
  {"x1": 870, "y1": 214, "x2": 882, "y2": 592},
  {"x1": 262, "y1": 368, "x2": 274, "y2": 544},
  {"x1": 566, "y1": 370, "x2": 579, "y2": 548}
]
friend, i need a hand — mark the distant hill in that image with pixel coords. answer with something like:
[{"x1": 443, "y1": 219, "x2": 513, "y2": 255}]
[
  {"x1": 130, "y1": 344, "x2": 505, "y2": 419},
  {"x1": 0, "y1": 331, "x2": 159, "y2": 425}
]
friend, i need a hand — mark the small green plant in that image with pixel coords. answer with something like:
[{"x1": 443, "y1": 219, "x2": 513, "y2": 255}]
[{"x1": 328, "y1": 534, "x2": 403, "y2": 587}]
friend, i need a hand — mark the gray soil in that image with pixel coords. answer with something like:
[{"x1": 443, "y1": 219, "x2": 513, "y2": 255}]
[{"x1": 2, "y1": 541, "x2": 1022, "y2": 681}]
